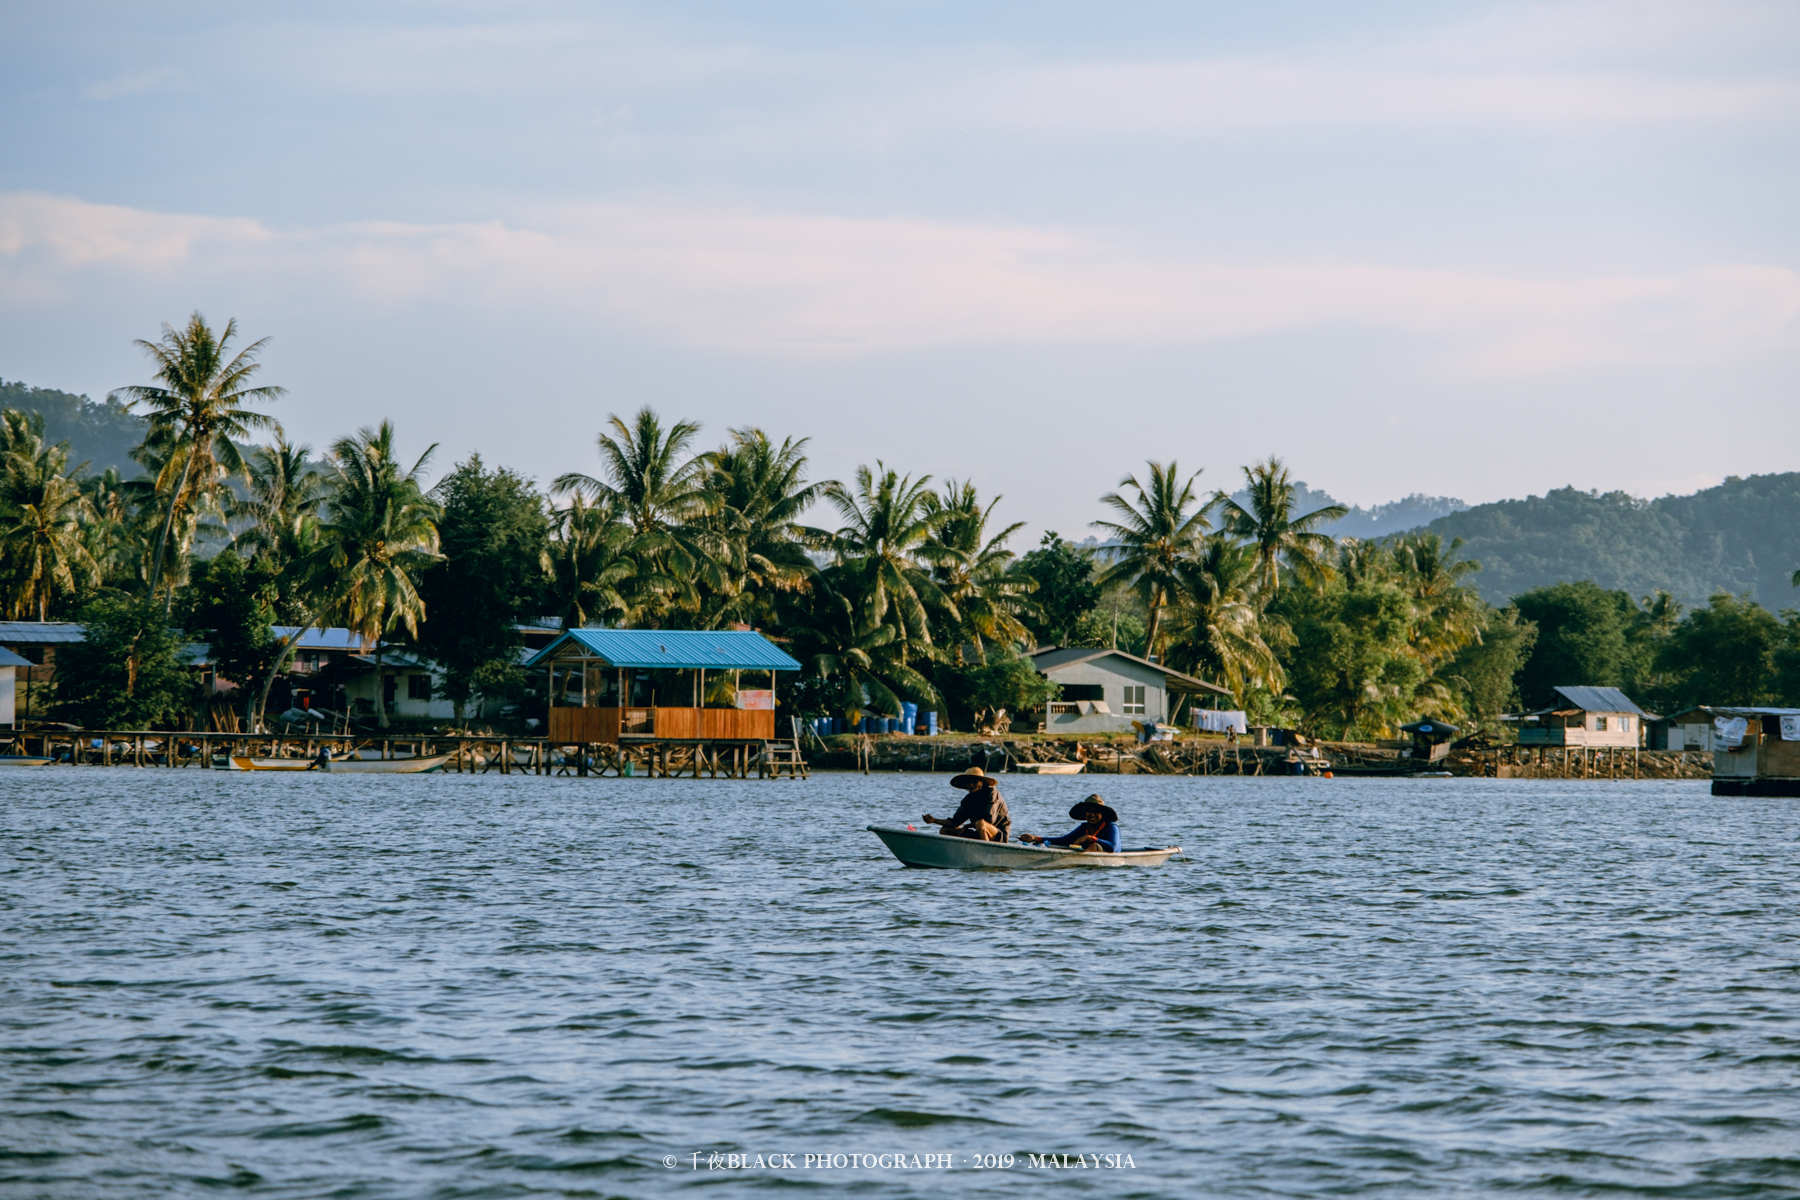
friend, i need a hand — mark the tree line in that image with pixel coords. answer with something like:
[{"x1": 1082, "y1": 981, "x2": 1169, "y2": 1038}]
[{"x1": 4, "y1": 312, "x2": 1799, "y2": 736}]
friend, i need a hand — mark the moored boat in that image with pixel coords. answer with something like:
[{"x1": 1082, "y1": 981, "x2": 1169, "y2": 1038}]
[
  {"x1": 1012, "y1": 762, "x2": 1084, "y2": 774},
  {"x1": 0, "y1": 754, "x2": 53, "y2": 766},
  {"x1": 224, "y1": 756, "x2": 319, "y2": 771},
  {"x1": 323, "y1": 753, "x2": 452, "y2": 774},
  {"x1": 868, "y1": 824, "x2": 1180, "y2": 870}
]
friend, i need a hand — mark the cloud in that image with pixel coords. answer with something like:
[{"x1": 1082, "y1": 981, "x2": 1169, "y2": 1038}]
[
  {"x1": 927, "y1": 1, "x2": 1800, "y2": 139},
  {"x1": 1, "y1": 191, "x2": 1795, "y2": 371}
]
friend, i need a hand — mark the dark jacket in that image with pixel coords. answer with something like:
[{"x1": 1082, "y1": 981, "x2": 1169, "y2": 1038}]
[{"x1": 949, "y1": 786, "x2": 1011, "y2": 840}]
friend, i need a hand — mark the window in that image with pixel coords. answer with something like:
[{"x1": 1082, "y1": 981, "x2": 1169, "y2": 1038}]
[
  {"x1": 1059, "y1": 684, "x2": 1104, "y2": 701},
  {"x1": 408, "y1": 674, "x2": 433, "y2": 701},
  {"x1": 1618, "y1": 716, "x2": 1631, "y2": 731},
  {"x1": 1594, "y1": 716, "x2": 1608, "y2": 731},
  {"x1": 1122, "y1": 685, "x2": 1146, "y2": 715}
]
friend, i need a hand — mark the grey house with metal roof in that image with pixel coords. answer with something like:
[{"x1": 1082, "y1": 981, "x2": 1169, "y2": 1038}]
[
  {"x1": 1027, "y1": 646, "x2": 1230, "y2": 735},
  {"x1": 1515, "y1": 686, "x2": 1648, "y2": 748}
]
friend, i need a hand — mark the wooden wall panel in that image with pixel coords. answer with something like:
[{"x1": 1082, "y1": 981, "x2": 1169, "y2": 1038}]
[{"x1": 548, "y1": 707, "x2": 604, "y2": 744}]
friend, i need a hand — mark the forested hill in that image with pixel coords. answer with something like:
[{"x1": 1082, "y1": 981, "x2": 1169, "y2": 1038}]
[
  {"x1": 0, "y1": 379, "x2": 147, "y2": 477},
  {"x1": 1421, "y1": 474, "x2": 1800, "y2": 608}
]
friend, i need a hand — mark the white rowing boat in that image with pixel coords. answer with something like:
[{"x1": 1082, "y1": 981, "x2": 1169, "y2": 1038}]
[
  {"x1": 323, "y1": 753, "x2": 452, "y2": 774},
  {"x1": 868, "y1": 824, "x2": 1180, "y2": 870},
  {"x1": 1011, "y1": 762, "x2": 1084, "y2": 774}
]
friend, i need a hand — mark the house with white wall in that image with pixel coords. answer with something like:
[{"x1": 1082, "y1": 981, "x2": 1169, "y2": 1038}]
[{"x1": 1026, "y1": 646, "x2": 1230, "y2": 735}]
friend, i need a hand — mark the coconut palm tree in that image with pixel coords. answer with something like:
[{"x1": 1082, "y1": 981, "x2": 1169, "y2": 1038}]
[
  {"x1": 1217, "y1": 457, "x2": 1347, "y2": 595},
  {"x1": 779, "y1": 568, "x2": 941, "y2": 721},
  {"x1": 1388, "y1": 532, "x2": 1484, "y2": 663},
  {"x1": 545, "y1": 492, "x2": 643, "y2": 634},
  {"x1": 114, "y1": 313, "x2": 285, "y2": 604},
  {"x1": 1092, "y1": 461, "x2": 1213, "y2": 660},
  {"x1": 1159, "y1": 536, "x2": 1286, "y2": 702},
  {"x1": 312, "y1": 421, "x2": 441, "y2": 728},
  {"x1": 825, "y1": 463, "x2": 956, "y2": 650},
  {"x1": 234, "y1": 434, "x2": 325, "y2": 568},
  {"x1": 922, "y1": 480, "x2": 1036, "y2": 657},
  {"x1": 553, "y1": 406, "x2": 720, "y2": 619},
  {"x1": 0, "y1": 413, "x2": 99, "y2": 620},
  {"x1": 698, "y1": 427, "x2": 829, "y2": 628}
]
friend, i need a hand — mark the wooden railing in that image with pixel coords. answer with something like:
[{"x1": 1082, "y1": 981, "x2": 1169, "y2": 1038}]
[{"x1": 547, "y1": 706, "x2": 774, "y2": 742}]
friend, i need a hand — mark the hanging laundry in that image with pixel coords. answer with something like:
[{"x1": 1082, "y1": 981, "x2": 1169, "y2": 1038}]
[{"x1": 1193, "y1": 710, "x2": 1248, "y2": 734}]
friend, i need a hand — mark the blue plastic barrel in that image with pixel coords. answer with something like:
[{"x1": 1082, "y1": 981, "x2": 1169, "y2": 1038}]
[
  {"x1": 923, "y1": 711, "x2": 938, "y2": 735},
  {"x1": 901, "y1": 702, "x2": 917, "y2": 735}
]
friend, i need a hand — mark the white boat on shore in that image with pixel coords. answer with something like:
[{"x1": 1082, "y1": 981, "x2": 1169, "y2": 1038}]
[
  {"x1": 868, "y1": 824, "x2": 1180, "y2": 870},
  {"x1": 1011, "y1": 762, "x2": 1084, "y2": 774}
]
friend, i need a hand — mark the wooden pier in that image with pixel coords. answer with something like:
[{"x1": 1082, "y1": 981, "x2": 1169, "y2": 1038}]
[{"x1": 1, "y1": 728, "x2": 807, "y2": 779}]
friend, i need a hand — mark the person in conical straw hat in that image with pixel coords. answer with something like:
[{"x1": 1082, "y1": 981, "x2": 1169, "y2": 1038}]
[
  {"x1": 1018, "y1": 795, "x2": 1121, "y2": 853},
  {"x1": 922, "y1": 766, "x2": 1011, "y2": 842}
]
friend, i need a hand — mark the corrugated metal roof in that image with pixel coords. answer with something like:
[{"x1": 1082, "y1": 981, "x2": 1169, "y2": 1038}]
[
  {"x1": 272, "y1": 626, "x2": 373, "y2": 652},
  {"x1": 0, "y1": 646, "x2": 31, "y2": 667},
  {"x1": 0, "y1": 621, "x2": 87, "y2": 644},
  {"x1": 526, "y1": 629, "x2": 801, "y2": 671},
  {"x1": 1028, "y1": 645, "x2": 1230, "y2": 695},
  {"x1": 1553, "y1": 686, "x2": 1647, "y2": 716}
]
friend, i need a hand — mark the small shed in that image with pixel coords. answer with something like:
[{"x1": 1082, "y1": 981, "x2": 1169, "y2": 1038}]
[
  {"x1": 1708, "y1": 707, "x2": 1800, "y2": 795},
  {"x1": 0, "y1": 623, "x2": 83, "y2": 726},
  {"x1": 1027, "y1": 647, "x2": 1229, "y2": 735},
  {"x1": 526, "y1": 628, "x2": 802, "y2": 743},
  {"x1": 1516, "y1": 686, "x2": 1647, "y2": 748},
  {"x1": 1400, "y1": 719, "x2": 1458, "y2": 762},
  {"x1": 0, "y1": 645, "x2": 29, "y2": 726},
  {"x1": 1648, "y1": 706, "x2": 1722, "y2": 752}
]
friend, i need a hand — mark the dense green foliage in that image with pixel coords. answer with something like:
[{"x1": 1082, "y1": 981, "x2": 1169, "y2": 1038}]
[
  {"x1": 1014, "y1": 532, "x2": 1100, "y2": 646},
  {"x1": 54, "y1": 595, "x2": 193, "y2": 727},
  {"x1": 417, "y1": 455, "x2": 551, "y2": 720},
  {"x1": 182, "y1": 553, "x2": 279, "y2": 717}
]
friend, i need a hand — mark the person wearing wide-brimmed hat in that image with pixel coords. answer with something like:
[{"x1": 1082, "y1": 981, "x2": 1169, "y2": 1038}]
[
  {"x1": 1019, "y1": 796, "x2": 1121, "y2": 853},
  {"x1": 922, "y1": 766, "x2": 1011, "y2": 842}
]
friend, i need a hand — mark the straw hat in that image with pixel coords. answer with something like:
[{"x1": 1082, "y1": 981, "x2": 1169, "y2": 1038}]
[
  {"x1": 949, "y1": 766, "x2": 998, "y2": 789},
  {"x1": 1069, "y1": 795, "x2": 1119, "y2": 823}
]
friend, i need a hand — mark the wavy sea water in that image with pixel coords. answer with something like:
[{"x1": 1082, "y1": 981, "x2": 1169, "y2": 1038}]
[{"x1": 2, "y1": 769, "x2": 1798, "y2": 1198}]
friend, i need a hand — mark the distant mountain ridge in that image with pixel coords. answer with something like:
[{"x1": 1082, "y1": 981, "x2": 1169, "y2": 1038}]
[
  {"x1": 1257, "y1": 482, "x2": 1468, "y2": 539},
  {"x1": 0, "y1": 378, "x2": 147, "y2": 477},
  {"x1": 1418, "y1": 475, "x2": 1800, "y2": 608}
]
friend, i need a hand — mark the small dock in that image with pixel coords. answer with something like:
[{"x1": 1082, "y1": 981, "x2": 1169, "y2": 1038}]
[{"x1": 2, "y1": 728, "x2": 808, "y2": 779}]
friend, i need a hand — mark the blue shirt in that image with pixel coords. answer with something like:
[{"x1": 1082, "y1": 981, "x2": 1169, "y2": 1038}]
[{"x1": 1047, "y1": 821, "x2": 1120, "y2": 852}]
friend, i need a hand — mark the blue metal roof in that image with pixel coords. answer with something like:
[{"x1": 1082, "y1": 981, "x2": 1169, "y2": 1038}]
[
  {"x1": 0, "y1": 621, "x2": 86, "y2": 644},
  {"x1": 526, "y1": 628, "x2": 801, "y2": 671},
  {"x1": 0, "y1": 646, "x2": 31, "y2": 667},
  {"x1": 272, "y1": 626, "x2": 374, "y2": 652}
]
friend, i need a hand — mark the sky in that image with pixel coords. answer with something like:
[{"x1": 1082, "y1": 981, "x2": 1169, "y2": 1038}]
[{"x1": 1, "y1": 0, "x2": 1797, "y2": 539}]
